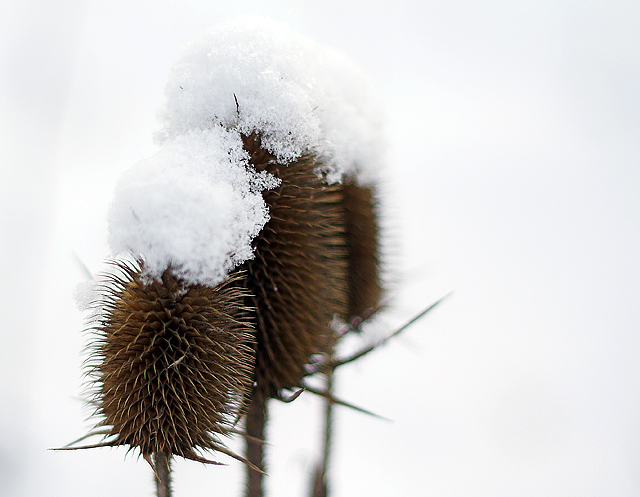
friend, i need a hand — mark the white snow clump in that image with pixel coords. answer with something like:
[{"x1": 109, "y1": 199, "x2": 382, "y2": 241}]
[
  {"x1": 108, "y1": 128, "x2": 279, "y2": 285},
  {"x1": 108, "y1": 19, "x2": 383, "y2": 287}
]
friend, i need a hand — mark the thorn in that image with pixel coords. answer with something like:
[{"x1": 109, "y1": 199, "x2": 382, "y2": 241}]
[
  {"x1": 275, "y1": 387, "x2": 305, "y2": 403},
  {"x1": 333, "y1": 293, "x2": 452, "y2": 368},
  {"x1": 226, "y1": 427, "x2": 269, "y2": 446},
  {"x1": 50, "y1": 442, "x2": 117, "y2": 451},
  {"x1": 60, "y1": 429, "x2": 113, "y2": 448},
  {"x1": 303, "y1": 384, "x2": 392, "y2": 422},
  {"x1": 144, "y1": 453, "x2": 159, "y2": 481}
]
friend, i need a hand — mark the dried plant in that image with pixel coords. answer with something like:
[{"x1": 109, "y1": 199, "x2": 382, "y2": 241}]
[
  {"x1": 55, "y1": 19, "x2": 400, "y2": 496},
  {"x1": 58, "y1": 133, "x2": 385, "y2": 497}
]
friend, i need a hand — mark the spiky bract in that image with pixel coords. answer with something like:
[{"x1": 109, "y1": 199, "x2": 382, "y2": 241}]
[{"x1": 88, "y1": 261, "x2": 255, "y2": 463}]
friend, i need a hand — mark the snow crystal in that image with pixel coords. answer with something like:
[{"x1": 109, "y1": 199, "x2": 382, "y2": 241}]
[{"x1": 107, "y1": 19, "x2": 383, "y2": 287}]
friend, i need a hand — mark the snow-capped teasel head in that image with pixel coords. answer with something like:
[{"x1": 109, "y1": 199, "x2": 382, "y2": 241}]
[
  {"x1": 108, "y1": 19, "x2": 384, "y2": 287},
  {"x1": 108, "y1": 127, "x2": 280, "y2": 286},
  {"x1": 69, "y1": 20, "x2": 385, "y2": 475},
  {"x1": 155, "y1": 19, "x2": 385, "y2": 184}
]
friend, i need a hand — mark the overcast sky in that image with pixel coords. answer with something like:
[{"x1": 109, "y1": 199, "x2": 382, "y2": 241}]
[{"x1": 1, "y1": 1, "x2": 639, "y2": 496}]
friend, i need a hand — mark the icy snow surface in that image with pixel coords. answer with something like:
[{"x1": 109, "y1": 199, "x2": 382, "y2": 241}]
[{"x1": 108, "y1": 19, "x2": 383, "y2": 286}]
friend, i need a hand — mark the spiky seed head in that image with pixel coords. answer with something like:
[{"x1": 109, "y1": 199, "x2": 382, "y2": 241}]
[
  {"x1": 240, "y1": 133, "x2": 351, "y2": 400},
  {"x1": 86, "y1": 260, "x2": 255, "y2": 463}
]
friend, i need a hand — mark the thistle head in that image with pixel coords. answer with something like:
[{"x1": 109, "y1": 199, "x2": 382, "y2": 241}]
[{"x1": 82, "y1": 260, "x2": 255, "y2": 466}]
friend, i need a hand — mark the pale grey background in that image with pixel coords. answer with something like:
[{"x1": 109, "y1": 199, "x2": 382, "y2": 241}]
[{"x1": 1, "y1": 1, "x2": 639, "y2": 496}]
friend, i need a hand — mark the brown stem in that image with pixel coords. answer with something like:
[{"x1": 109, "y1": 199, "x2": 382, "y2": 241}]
[
  {"x1": 245, "y1": 392, "x2": 267, "y2": 497},
  {"x1": 154, "y1": 451, "x2": 172, "y2": 497},
  {"x1": 317, "y1": 369, "x2": 334, "y2": 497}
]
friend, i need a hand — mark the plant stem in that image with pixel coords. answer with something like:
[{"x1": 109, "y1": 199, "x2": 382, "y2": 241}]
[
  {"x1": 245, "y1": 392, "x2": 267, "y2": 497},
  {"x1": 154, "y1": 451, "x2": 172, "y2": 497},
  {"x1": 316, "y1": 368, "x2": 334, "y2": 497}
]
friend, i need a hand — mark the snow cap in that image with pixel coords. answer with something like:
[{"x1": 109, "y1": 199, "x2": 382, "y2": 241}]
[{"x1": 108, "y1": 19, "x2": 384, "y2": 286}]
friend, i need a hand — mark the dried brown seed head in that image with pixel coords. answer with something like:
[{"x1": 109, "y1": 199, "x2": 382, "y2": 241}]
[
  {"x1": 85, "y1": 260, "x2": 255, "y2": 464},
  {"x1": 240, "y1": 133, "x2": 381, "y2": 400}
]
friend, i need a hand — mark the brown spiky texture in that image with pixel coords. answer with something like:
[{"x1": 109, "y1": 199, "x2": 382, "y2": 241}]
[
  {"x1": 239, "y1": 133, "x2": 352, "y2": 401},
  {"x1": 85, "y1": 260, "x2": 255, "y2": 464},
  {"x1": 341, "y1": 180, "x2": 382, "y2": 320}
]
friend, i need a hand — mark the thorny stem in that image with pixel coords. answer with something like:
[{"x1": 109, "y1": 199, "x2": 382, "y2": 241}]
[
  {"x1": 154, "y1": 451, "x2": 172, "y2": 497},
  {"x1": 246, "y1": 391, "x2": 267, "y2": 497},
  {"x1": 310, "y1": 295, "x2": 450, "y2": 496}
]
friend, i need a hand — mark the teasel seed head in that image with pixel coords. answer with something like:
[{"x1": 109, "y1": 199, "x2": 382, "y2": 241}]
[
  {"x1": 239, "y1": 133, "x2": 383, "y2": 403},
  {"x1": 83, "y1": 259, "x2": 256, "y2": 466}
]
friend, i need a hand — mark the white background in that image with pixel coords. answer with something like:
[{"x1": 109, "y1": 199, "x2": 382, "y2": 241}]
[{"x1": 1, "y1": 1, "x2": 639, "y2": 496}]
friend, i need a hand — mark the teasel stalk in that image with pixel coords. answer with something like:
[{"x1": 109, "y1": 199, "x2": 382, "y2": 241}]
[{"x1": 306, "y1": 293, "x2": 450, "y2": 497}]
